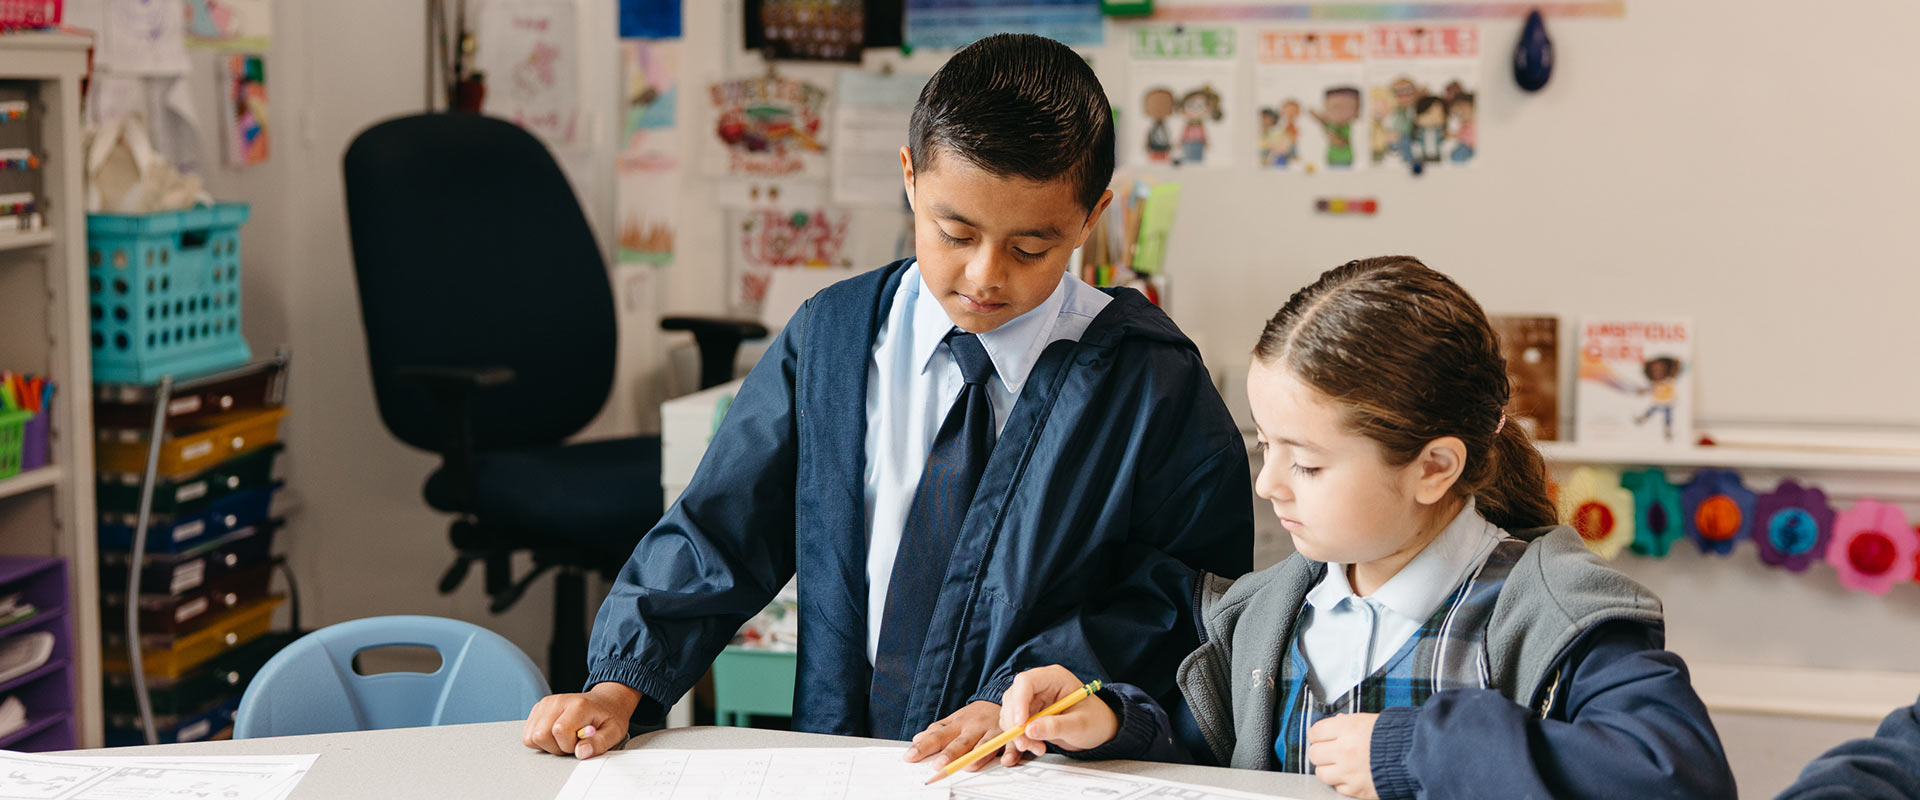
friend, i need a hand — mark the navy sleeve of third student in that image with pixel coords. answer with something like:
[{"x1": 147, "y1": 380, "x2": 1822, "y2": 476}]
[
  {"x1": 1370, "y1": 620, "x2": 1736, "y2": 800},
  {"x1": 1062, "y1": 683, "x2": 1207, "y2": 765},
  {"x1": 581, "y1": 303, "x2": 807, "y2": 720},
  {"x1": 1775, "y1": 694, "x2": 1920, "y2": 800}
]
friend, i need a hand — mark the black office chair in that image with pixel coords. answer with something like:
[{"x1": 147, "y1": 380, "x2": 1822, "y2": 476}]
[{"x1": 341, "y1": 113, "x2": 766, "y2": 693}]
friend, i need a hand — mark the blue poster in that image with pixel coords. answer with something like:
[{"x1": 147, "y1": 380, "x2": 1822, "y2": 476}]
[
  {"x1": 906, "y1": 0, "x2": 1102, "y2": 49},
  {"x1": 620, "y1": 0, "x2": 683, "y2": 39}
]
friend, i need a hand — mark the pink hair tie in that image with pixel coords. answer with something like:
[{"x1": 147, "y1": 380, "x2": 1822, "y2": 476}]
[{"x1": 1494, "y1": 413, "x2": 1507, "y2": 435}]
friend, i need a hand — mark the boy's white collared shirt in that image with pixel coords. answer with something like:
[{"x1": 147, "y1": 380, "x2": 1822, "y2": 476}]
[
  {"x1": 861, "y1": 262, "x2": 1111, "y2": 664},
  {"x1": 1296, "y1": 499, "x2": 1504, "y2": 702}
]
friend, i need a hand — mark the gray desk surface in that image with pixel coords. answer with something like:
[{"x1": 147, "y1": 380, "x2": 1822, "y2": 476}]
[{"x1": 61, "y1": 721, "x2": 1340, "y2": 798}]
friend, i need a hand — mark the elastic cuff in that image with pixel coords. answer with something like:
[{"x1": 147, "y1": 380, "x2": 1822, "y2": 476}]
[
  {"x1": 1070, "y1": 685, "x2": 1154, "y2": 762},
  {"x1": 968, "y1": 673, "x2": 1018, "y2": 706},
  {"x1": 585, "y1": 657, "x2": 676, "y2": 726},
  {"x1": 1369, "y1": 705, "x2": 1421, "y2": 800}
]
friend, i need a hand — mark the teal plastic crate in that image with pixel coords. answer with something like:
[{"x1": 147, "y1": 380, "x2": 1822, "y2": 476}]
[{"x1": 88, "y1": 205, "x2": 252, "y2": 384}]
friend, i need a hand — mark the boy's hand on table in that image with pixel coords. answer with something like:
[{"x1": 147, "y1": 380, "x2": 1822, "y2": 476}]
[
  {"x1": 998, "y1": 665, "x2": 1118, "y2": 765},
  {"x1": 904, "y1": 700, "x2": 1006, "y2": 772},
  {"x1": 523, "y1": 682, "x2": 641, "y2": 760},
  {"x1": 1307, "y1": 712, "x2": 1379, "y2": 799}
]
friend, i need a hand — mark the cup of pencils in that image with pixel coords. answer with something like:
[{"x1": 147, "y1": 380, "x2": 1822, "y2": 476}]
[{"x1": 2, "y1": 372, "x2": 50, "y2": 473}]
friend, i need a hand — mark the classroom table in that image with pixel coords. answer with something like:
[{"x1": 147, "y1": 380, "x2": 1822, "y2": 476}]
[{"x1": 58, "y1": 721, "x2": 1343, "y2": 798}]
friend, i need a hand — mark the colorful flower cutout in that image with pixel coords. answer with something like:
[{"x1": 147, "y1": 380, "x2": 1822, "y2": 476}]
[
  {"x1": 1560, "y1": 467, "x2": 1634, "y2": 559},
  {"x1": 1621, "y1": 468, "x2": 1686, "y2": 558},
  {"x1": 1827, "y1": 500, "x2": 1917, "y2": 595},
  {"x1": 1680, "y1": 469, "x2": 1756, "y2": 556},
  {"x1": 1751, "y1": 481, "x2": 1834, "y2": 573}
]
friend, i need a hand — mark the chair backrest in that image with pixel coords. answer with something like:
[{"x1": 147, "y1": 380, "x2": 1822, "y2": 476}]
[
  {"x1": 233, "y1": 615, "x2": 547, "y2": 739},
  {"x1": 342, "y1": 112, "x2": 616, "y2": 453}
]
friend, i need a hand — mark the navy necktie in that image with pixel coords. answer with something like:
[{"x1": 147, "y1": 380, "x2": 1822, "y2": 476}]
[{"x1": 869, "y1": 329, "x2": 997, "y2": 739}]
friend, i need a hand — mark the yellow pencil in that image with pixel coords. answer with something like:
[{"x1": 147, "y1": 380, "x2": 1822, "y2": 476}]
[{"x1": 925, "y1": 679, "x2": 1102, "y2": 784}]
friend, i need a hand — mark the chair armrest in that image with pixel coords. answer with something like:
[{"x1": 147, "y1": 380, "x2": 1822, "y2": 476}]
[
  {"x1": 392, "y1": 364, "x2": 517, "y2": 508},
  {"x1": 393, "y1": 364, "x2": 516, "y2": 393},
  {"x1": 660, "y1": 316, "x2": 770, "y2": 390}
]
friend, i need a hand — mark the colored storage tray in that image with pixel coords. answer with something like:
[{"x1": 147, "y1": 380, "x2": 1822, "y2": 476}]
[
  {"x1": 94, "y1": 357, "x2": 287, "y2": 430},
  {"x1": 103, "y1": 631, "x2": 291, "y2": 718},
  {"x1": 99, "y1": 521, "x2": 276, "y2": 598},
  {"x1": 94, "y1": 406, "x2": 286, "y2": 476},
  {"x1": 103, "y1": 595, "x2": 282, "y2": 679},
  {"x1": 102, "y1": 562, "x2": 273, "y2": 645},
  {"x1": 104, "y1": 693, "x2": 240, "y2": 746},
  {"x1": 99, "y1": 483, "x2": 281, "y2": 554},
  {"x1": 97, "y1": 442, "x2": 283, "y2": 517},
  {"x1": 88, "y1": 204, "x2": 252, "y2": 384}
]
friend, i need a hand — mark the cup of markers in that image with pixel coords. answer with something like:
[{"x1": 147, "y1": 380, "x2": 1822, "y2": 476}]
[{"x1": 0, "y1": 372, "x2": 51, "y2": 477}]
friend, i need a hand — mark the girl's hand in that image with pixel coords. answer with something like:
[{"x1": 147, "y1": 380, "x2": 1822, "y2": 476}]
[
  {"x1": 996, "y1": 665, "x2": 1119, "y2": 765},
  {"x1": 1307, "y1": 712, "x2": 1380, "y2": 799}
]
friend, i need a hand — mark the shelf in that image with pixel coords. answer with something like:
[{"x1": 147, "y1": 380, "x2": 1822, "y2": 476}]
[
  {"x1": 0, "y1": 658, "x2": 65, "y2": 695},
  {"x1": 1535, "y1": 442, "x2": 1920, "y2": 475},
  {"x1": 0, "y1": 712, "x2": 68, "y2": 749},
  {"x1": 0, "y1": 465, "x2": 60, "y2": 500},
  {"x1": 0, "y1": 227, "x2": 52, "y2": 252},
  {"x1": 1691, "y1": 661, "x2": 1920, "y2": 724},
  {"x1": 0, "y1": 605, "x2": 62, "y2": 641}
]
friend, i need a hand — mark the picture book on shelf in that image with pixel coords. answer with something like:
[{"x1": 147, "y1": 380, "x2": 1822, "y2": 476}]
[{"x1": 1576, "y1": 318, "x2": 1692, "y2": 445}]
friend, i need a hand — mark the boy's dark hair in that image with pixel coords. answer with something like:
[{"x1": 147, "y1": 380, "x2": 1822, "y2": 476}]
[
  {"x1": 1416, "y1": 95, "x2": 1448, "y2": 116},
  {"x1": 909, "y1": 33, "x2": 1114, "y2": 212},
  {"x1": 1326, "y1": 86, "x2": 1360, "y2": 101},
  {"x1": 1254, "y1": 256, "x2": 1560, "y2": 533}
]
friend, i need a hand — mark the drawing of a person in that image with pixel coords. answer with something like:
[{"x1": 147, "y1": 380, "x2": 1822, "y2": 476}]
[
  {"x1": 1310, "y1": 86, "x2": 1360, "y2": 168},
  {"x1": 1386, "y1": 76, "x2": 1420, "y2": 163},
  {"x1": 1142, "y1": 87, "x2": 1175, "y2": 163},
  {"x1": 1449, "y1": 92, "x2": 1476, "y2": 163},
  {"x1": 1178, "y1": 86, "x2": 1222, "y2": 165},
  {"x1": 1411, "y1": 95, "x2": 1448, "y2": 163},
  {"x1": 1633, "y1": 356, "x2": 1684, "y2": 442}
]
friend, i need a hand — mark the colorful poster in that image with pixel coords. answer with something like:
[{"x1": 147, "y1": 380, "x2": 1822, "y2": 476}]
[
  {"x1": 620, "y1": 40, "x2": 679, "y2": 171},
  {"x1": 1126, "y1": 26, "x2": 1238, "y2": 169},
  {"x1": 95, "y1": 0, "x2": 192, "y2": 76},
  {"x1": 722, "y1": 181, "x2": 855, "y2": 310},
  {"x1": 616, "y1": 40, "x2": 679, "y2": 266},
  {"x1": 619, "y1": 0, "x2": 681, "y2": 39},
  {"x1": 1365, "y1": 24, "x2": 1481, "y2": 171},
  {"x1": 1252, "y1": 29, "x2": 1367, "y2": 172},
  {"x1": 750, "y1": 0, "x2": 866, "y2": 63},
  {"x1": 185, "y1": 0, "x2": 271, "y2": 51},
  {"x1": 707, "y1": 75, "x2": 830, "y2": 177},
  {"x1": 1576, "y1": 319, "x2": 1693, "y2": 445},
  {"x1": 476, "y1": 0, "x2": 582, "y2": 150},
  {"x1": 905, "y1": 0, "x2": 1101, "y2": 50},
  {"x1": 617, "y1": 171, "x2": 677, "y2": 266},
  {"x1": 218, "y1": 53, "x2": 268, "y2": 167}
]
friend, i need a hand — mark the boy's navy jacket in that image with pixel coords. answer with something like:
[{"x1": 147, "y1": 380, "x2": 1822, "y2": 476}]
[{"x1": 585, "y1": 260, "x2": 1254, "y2": 737}]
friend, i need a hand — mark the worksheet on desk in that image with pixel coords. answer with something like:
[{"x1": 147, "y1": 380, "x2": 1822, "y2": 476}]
[
  {"x1": 552, "y1": 747, "x2": 947, "y2": 800},
  {"x1": 553, "y1": 747, "x2": 1299, "y2": 800},
  {"x1": 949, "y1": 760, "x2": 1297, "y2": 800},
  {"x1": 0, "y1": 751, "x2": 316, "y2": 800}
]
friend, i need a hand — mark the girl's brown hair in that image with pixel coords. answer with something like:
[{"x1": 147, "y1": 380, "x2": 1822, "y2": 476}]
[{"x1": 1253, "y1": 256, "x2": 1559, "y2": 532}]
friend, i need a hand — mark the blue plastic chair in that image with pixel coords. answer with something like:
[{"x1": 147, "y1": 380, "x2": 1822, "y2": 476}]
[{"x1": 233, "y1": 615, "x2": 548, "y2": 738}]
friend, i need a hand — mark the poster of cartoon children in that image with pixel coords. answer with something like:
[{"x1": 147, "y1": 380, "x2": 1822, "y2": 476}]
[
  {"x1": 1253, "y1": 29, "x2": 1367, "y2": 172},
  {"x1": 1127, "y1": 25, "x2": 1238, "y2": 169},
  {"x1": 1365, "y1": 24, "x2": 1481, "y2": 172}
]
